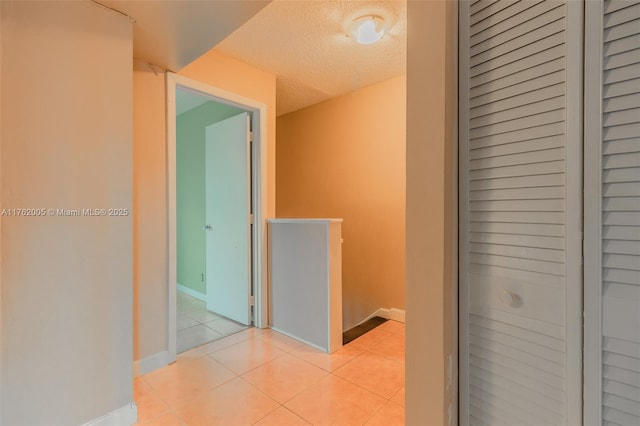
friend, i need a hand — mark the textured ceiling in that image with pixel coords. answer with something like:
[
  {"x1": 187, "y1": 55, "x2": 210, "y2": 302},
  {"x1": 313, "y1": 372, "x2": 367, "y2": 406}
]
[
  {"x1": 215, "y1": 0, "x2": 407, "y2": 116},
  {"x1": 100, "y1": 0, "x2": 272, "y2": 71}
]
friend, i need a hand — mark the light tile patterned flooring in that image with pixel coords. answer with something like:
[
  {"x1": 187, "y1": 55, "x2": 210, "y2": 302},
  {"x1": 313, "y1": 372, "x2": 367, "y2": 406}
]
[
  {"x1": 177, "y1": 291, "x2": 248, "y2": 353},
  {"x1": 135, "y1": 320, "x2": 405, "y2": 425}
]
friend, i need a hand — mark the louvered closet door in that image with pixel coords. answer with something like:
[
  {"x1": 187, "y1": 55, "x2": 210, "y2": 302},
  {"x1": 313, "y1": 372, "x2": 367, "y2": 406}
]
[
  {"x1": 585, "y1": 1, "x2": 640, "y2": 425},
  {"x1": 459, "y1": 1, "x2": 583, "y2": 425}
]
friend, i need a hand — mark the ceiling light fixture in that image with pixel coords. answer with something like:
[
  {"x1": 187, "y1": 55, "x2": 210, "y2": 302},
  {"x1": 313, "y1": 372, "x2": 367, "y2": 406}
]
[{"x1": 349, "y1": 16, "x2": 386, "y2": 45}]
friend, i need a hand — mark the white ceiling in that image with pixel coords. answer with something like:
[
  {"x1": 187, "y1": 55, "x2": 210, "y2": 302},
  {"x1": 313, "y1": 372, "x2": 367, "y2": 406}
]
[
  {"x1": 100, "y1": 0, "x2": 272, "y2": 71},
  {"x1": 100, "y1": 0, "x2": 406, "y2": 116},
  {"x1": 215, "y1": 0, "x2": 407, "y2": 115}
]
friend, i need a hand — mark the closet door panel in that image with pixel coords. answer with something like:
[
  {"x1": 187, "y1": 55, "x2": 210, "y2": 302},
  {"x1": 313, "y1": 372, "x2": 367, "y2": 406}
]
[
  {"x1": 601, "y1": 0, "x2": 640, "y2": 421},
  {"x1": 585, "y1": 1, "x2": 640, "y2": 425},
  {"x1": 460, "y1": 1, "x2": 583, "y2": 424}
]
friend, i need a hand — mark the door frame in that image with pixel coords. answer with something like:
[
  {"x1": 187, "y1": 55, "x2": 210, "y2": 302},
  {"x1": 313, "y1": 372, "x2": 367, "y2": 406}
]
[{"x1": 166, "y1": 72, "x2": 268, "y2": 362}]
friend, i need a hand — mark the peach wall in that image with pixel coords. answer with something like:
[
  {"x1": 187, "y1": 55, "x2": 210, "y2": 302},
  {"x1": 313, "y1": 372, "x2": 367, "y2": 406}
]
[
  {"x1": 405, "y1": 1, "x2": 457, "y2": 425},
  {"x1": 133, "y1": 50, "x2": 276, "y2": 367},
  {"x1": 276, "y1": 75, "x2": 406, "y2": 330},
  {"x1": 133, "y1": 60, "x2": 168, "y2": 362},
  {"x1": 1, "y1": 1, "x2": 134, "y2": 423}
]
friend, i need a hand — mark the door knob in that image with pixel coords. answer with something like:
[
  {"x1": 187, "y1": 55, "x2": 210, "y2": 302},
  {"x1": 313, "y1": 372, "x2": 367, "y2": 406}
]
[
  {"x1": 500, "y1": 291, "x2": 519, "y2": 307},
  {"x1": 203, "y1": 224, "x2": 212, "y2": 231}
]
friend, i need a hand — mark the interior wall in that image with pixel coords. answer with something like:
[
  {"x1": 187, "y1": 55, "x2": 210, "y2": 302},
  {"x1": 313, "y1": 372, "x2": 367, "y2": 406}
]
[
  {"x1": 177, "y1": 101, "x2": 245, "y2": 296},
  {"x1": 133, "y1": 49, "x2": 276, "y2": 365},
  {"x1": 405, "y1": 0, "x2": 457, "y2": 425},
  {"x1": 1, "y1": 1, "x2": 134, "y2": 424},
  {"x1": 276, "y1": 75, "x2": 406, "y2": 330},
  {"x1": 133, "y1": 60, "x2": 169, "y2": 364}
]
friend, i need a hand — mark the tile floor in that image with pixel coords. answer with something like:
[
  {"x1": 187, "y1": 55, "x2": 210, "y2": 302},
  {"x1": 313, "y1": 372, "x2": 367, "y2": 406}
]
[
  {"x1": 177, "y1": 291, "x2": 248, "y2": 353},
  {"x1": 135, "y1": 320, "x2": 405, "y2": 425}
]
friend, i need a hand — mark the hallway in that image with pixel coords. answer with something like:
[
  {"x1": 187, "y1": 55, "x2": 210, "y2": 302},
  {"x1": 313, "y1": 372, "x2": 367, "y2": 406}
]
[
  {"x1": 134, "y1": 321, "x2": 405, "y2": 425},
  {"x1": 177, "y1": 291, "x2": 248, "y2": 353}
]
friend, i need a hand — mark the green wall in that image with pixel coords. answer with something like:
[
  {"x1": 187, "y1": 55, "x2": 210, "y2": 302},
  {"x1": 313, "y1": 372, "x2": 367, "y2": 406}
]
[{"x1": 177, "y1": 100, "x2": 245, "y2": 295}]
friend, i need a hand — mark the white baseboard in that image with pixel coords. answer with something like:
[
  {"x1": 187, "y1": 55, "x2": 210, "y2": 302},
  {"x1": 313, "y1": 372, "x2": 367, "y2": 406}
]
[
  {"x1": 270, "y1": 326, "x2": 331, "y2": 353},
  {"x1": 177, "y1": 284, "x2": 206, "y2": 302},
  {"x1": 388, "y1": 308, "x2": 406, "y2": 323},
  {"x1": 365, "y1": 307, "x2": 406, "y2": 324},
  {"x1": 82, "y1": 402, "x2": 137, "y2": 426},
  {"x1": 347, "y1": 307, "x2": 406, "y2": 331},
  {"x1": 134, "y1": 350, "x2": 172, "y2": 377}
]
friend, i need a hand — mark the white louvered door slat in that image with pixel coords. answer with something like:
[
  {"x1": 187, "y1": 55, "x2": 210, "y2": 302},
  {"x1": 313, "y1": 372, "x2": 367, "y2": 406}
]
[
  {"x1": 585, "y1": 1, "x2": 640, "y2": 425},
  {"x1": 460, "y1": 1, "x2": 583, "y2": 424}
]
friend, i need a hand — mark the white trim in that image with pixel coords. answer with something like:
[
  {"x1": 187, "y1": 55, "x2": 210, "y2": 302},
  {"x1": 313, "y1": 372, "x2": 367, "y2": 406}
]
[
  {"x1": 367, "y1": 308, "x2": 390, "y2": 323},
  {"x1": 449, "y1": 3, "x2": 459, "y2": 425},
  {"x1": 270, "y1": 326, "x2": 330, "y2": 353},
  {"x1": 166, "y1": 74, "x2": 177, "y2": 364},
  {"x1": 166, "y1": 72, "x2": 269, "y2": 365},
  {"x1": 457, "y1": 2, "x2": 472, "y2": 424},
  {"x1": 388, "y1": 308, "x2": 406, "y2": 323},
  {"x1": 357, "y1": 308, "x2": 406, "y2": 327},
  {"x1": 564, "y1": 3, "x2": 585, "y2": 424},
  {"x1": 177, "y1": 283, "x2": 206, "y2": 302},
  {"x1": 268, "y1": 218, "x2": 343, "y2": 223},
  {"x1": 583, "y1": 0, "x2": 604, "y2": 423},
  {"x1": 271, "y1": 309, "x2": 408, "y2": 351},
  {"x1": 81, "y1": 402, "x2": 137, "y2": 426},
  {"x1": 133, "y1": 350, "x2": 172, "y2": 377}
]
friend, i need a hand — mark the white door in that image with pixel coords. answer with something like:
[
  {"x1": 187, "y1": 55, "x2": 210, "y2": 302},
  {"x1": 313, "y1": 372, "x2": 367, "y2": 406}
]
[
  {"x1": 204, "y1": 112, "x2": 252, "y2": 325},
  {"x1": 584, "y1": 1, "x2": 640, "y2": 424},
  {"x1": 459, "y1": 1, "x2": 583, "y2": 424}
]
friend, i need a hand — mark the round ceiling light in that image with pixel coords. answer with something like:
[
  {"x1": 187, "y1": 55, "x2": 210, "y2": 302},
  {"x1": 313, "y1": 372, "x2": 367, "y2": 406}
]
[{"x1": 349, "y1": 16, "x2": 386, "y2": 45}]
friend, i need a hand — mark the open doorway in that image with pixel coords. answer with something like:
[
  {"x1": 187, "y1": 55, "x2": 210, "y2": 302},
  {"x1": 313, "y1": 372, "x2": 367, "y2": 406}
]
[
  {"x1": 174, "y1": 91, "x2": 250, "y2": 353},
  {"x1": 166, "y1": 73, "x2": 269, "y2": 360}
]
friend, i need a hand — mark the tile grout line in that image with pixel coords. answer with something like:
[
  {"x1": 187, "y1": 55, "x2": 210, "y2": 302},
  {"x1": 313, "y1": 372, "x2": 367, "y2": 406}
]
[
  {"x1": 142, "y1": 322, "x2": 406, "y2": 425},
  {"x1": 241, "y1": 357, "x2": 330, "y2": 409}
]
